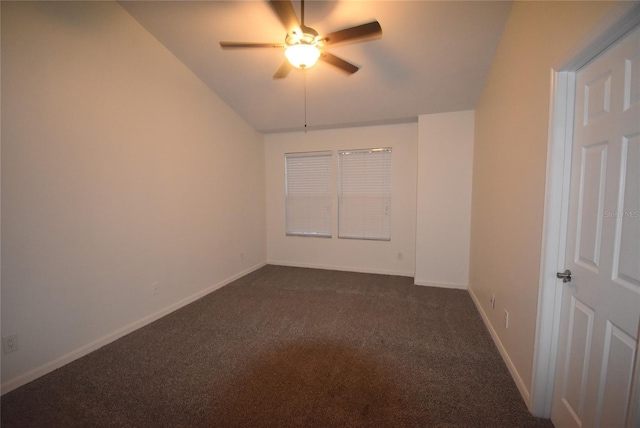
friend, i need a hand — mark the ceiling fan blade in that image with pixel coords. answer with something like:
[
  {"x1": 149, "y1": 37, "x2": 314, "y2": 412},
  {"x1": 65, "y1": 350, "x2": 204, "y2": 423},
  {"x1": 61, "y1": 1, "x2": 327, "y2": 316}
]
[
  {"x1": 273, "y1": 61, "x2": 293, "y2": 79},
  {"x1": 220, "y1": 42, "x2": 285, "y2": 49},
  {"x1": 319, "y1": 52, "x2": 359, "y2": 75},
  {"x1": 269, "y1": 0, "x2": 301, "y2": 34},
  {"x1": 321, "y1": 21, "x2": 382, "y2": 46}
]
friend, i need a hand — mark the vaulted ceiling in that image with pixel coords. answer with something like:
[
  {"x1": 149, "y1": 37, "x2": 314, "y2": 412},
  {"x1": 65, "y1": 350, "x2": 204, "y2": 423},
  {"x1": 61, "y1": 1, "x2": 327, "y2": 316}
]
[{"x1": 120, "y1": 1, "x2": 512, "y2": 133}]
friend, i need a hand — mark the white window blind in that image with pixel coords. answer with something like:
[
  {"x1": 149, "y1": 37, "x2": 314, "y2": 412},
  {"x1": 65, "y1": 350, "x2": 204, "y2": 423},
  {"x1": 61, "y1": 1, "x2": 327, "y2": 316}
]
[
  {"x1": 285, "y1": 151, "x2": 332, "y2": 237},
  {"x1": 338, "y1": 148, "x2": 392, "y2": 240}
]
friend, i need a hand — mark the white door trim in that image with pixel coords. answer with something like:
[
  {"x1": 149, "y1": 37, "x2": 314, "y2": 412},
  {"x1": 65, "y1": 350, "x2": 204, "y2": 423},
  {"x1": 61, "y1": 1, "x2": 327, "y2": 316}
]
[{"x1": 531, "y1": 2, "x2": 640, "y2": 418}]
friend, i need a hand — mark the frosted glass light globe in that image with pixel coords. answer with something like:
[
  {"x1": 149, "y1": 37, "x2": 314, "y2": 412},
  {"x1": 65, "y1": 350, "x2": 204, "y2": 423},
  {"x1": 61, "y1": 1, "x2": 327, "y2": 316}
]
[{"x1": 285, "y1": 44, "x2": 320, "y2": 69}]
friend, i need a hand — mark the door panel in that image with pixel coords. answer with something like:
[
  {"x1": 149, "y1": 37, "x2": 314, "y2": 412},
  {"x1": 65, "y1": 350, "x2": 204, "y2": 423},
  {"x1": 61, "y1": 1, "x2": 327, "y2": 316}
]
[
  {"x1": 595, "y1": 322, "x2": 637, "y2": 427},
  {"x1": 624, "y1": 50, "x2": 640, "y2": 110},
  {"x1": 612, "y1": 133, "x2": 639, "y2": 289},
  {"x1": 584, "y1": 72, "x2": 611, "y2": 125},
  {"x1": 561, "y1": 297, "x2": 595, "y2": 426},
  {"x1": 552, "y1": 26, "x2": 640, "y2": 428},
  {"x1": 576, "y1": 142, "x2": 608, "y2": 271}
]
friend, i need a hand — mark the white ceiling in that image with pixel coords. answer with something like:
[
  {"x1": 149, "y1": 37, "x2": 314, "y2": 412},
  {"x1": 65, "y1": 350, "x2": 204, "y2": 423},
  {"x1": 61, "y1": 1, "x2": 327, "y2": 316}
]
[{"x1": 120, "y1": 1, "x2": 512, "y2": 133}]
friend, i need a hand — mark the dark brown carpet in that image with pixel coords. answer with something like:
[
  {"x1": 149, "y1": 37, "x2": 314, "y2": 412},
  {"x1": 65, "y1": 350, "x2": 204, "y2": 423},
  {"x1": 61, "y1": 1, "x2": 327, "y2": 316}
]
[{"x1": 1, "y1": 265, "x2": 554, "y2": 427}]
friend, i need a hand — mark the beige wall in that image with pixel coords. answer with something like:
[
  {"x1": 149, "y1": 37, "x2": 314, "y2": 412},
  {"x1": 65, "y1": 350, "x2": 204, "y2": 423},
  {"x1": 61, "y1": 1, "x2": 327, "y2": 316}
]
[
  {"x1": 415, "y1": 111, "x2": 474, "y2": 289},
  {"x1": 1, "y1": 1, "x2": 266, "y2": 390},
  {"x1": 469, "y1": 1, "x2": 617, "y2": 404},
  {"x1": 265, "y1": 124, "x2": 418, "y2": 276}
]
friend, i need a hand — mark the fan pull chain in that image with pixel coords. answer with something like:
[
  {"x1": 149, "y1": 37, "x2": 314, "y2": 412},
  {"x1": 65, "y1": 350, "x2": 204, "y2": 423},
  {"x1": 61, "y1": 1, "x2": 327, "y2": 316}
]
[{"x1": 303, "y1": 70, "x2": 308, "y2": 133}]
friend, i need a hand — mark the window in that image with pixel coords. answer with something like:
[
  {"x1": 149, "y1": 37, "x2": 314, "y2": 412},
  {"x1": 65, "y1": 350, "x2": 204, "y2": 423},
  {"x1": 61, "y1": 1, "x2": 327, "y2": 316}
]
[
  {"x1": 285, "y1": 151, "x2": 332, "y2": 237},
  {"x1": 338, "y1": 148, "x2": 392, "y2": 240}
]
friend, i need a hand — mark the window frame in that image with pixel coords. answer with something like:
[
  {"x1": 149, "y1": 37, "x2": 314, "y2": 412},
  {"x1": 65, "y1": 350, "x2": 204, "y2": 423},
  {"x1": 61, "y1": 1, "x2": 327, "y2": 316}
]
[
  {"x1": 337, "y1": 147, "x2": 392, "y2": 241},
  {"x1": 284, "y1": 150, "x2": 333, "y2": 238}
]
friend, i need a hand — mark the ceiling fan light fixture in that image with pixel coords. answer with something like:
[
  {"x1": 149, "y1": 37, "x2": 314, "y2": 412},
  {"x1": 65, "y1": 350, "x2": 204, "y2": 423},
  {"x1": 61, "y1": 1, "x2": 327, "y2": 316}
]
[{"x1": 285, "y1": 43, "x2": 320, "y2": 69}]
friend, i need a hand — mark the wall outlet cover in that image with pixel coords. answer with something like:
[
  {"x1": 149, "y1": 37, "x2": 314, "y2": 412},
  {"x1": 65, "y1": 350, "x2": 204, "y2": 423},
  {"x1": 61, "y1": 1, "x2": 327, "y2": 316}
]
[{"x1": 3, "y1": 334, "x2": 18, "y2": 354}]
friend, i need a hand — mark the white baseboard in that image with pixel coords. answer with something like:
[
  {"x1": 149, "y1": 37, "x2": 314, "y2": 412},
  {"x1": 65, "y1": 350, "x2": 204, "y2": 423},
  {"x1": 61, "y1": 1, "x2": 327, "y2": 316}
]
[
  {"x1": 467, "y1": 285, "x2": 532, "y2": 409},
  {"x1": 266, "y1": 259, "x2": 415, "y2": 278},
  {"x1": 414, "y1": 279, "x2": 468, "y2": 290},
  {"x1": 1, "y1": 262, "x2": 267, "y2": 396}
]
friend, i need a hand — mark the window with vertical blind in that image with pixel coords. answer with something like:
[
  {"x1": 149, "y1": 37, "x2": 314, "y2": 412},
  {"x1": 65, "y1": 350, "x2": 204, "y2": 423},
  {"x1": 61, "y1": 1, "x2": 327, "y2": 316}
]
[
  {"x1": 285, "y1": 151, "x2": 332, "y2": 237},
  {"x1": 338, "y1": 148, "x2": 392, "y2": 240}
]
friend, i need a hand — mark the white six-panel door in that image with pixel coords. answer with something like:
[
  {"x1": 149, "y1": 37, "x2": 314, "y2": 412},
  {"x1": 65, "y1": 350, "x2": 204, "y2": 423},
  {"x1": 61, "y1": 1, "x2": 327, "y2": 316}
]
[{"x1": 551, "y1": 26, "x2": 640, "y2": 428}]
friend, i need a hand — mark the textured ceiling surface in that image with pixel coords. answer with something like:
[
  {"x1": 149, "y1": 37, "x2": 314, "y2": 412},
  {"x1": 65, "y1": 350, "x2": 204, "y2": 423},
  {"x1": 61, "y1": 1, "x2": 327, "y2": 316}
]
[{"x1": 120, "y1": 1, "x2": 512, "y2": 133}]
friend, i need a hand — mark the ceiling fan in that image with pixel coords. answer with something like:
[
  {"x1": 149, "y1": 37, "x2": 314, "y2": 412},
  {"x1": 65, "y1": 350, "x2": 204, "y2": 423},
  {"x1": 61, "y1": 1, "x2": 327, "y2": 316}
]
[{"x1": 219, "y1": 0, "x2": 382, "y2": 79}]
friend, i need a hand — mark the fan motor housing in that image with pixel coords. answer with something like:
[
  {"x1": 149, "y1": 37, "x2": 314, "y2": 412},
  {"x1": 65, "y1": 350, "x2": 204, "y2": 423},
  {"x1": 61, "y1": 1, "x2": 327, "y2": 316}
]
[{"x1": 286, "y1": 25, "x2": 319, "y2": 46}]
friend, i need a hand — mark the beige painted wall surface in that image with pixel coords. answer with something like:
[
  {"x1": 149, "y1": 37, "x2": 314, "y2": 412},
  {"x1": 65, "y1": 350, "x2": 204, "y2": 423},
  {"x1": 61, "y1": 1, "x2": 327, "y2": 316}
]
[
  {"x1": 469, "y1": 1, "x2": 617, "y2": 400},
  {"x1": 1, "y1": 2, "x2": 265, "y2": 388},
  {"x1": 265, "y1": 124, "x2": 418, "y2": 276},
  {"x1": 415, "y1": 111, "x2": 474, "y2": 289}
]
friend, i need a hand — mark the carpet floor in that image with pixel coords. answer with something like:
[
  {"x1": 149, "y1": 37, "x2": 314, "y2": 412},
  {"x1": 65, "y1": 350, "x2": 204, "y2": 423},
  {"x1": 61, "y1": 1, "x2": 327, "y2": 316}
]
[{"x1": 1, "y1": 265, "x2": 554, "y2": 427}]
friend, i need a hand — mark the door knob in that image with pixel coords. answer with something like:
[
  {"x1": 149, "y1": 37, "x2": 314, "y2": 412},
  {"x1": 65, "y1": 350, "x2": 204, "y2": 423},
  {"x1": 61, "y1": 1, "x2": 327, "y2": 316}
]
[{"x1": 557, "y1": 269, "x2": 572, "y2": 283}]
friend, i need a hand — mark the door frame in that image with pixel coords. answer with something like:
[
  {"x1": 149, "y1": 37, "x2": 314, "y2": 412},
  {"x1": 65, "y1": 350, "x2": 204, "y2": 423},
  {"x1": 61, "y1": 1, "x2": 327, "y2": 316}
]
[{"x1": 530, "y1": 2, "x2": 640, "y2": 420}]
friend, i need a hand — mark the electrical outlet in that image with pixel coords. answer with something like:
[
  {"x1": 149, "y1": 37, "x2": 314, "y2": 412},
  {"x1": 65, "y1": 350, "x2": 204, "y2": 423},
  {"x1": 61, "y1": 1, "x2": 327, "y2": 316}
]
[
  {"x1": 3, "y1": 334, "x2": 18, "y2": 354},
  {"x1": 504, "y1": 310, "x2": 509, "y2": 328},
  {"x1": 490, "y1": 294, "x2": 496, "y2": 309}
]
